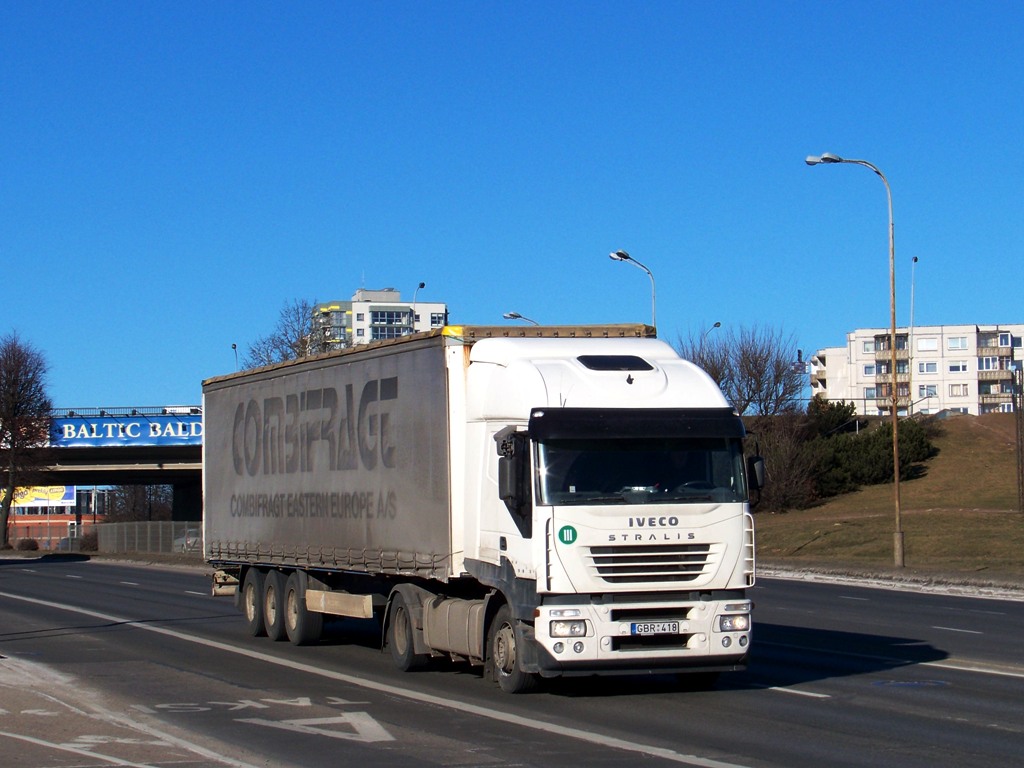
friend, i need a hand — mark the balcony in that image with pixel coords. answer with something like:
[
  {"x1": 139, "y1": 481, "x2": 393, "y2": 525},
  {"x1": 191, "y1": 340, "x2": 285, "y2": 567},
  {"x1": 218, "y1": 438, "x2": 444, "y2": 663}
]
[
  {"x1": 979, "y1": 393, "x2": 1013, "y2": 404},
  {"x1": 874, "y1": 347, "x2": 909, "y2": 362},
  {"x1": 874, "y1": 372, "x2": 910, "y2": 385},
  {"x1": 978, "y1": 369, "x2": 1013, "y2": 381}
]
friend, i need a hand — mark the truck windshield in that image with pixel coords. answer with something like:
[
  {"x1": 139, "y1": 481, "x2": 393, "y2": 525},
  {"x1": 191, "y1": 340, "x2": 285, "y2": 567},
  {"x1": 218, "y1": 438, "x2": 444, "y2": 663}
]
[{"x1": 536, "y1": 437, "x2": 747, "y2": 505}]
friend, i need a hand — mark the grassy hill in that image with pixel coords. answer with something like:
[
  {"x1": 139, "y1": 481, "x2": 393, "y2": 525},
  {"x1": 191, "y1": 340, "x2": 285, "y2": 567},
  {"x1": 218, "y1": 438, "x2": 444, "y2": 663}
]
[{"x1": 755, "y1": 412, "x2": 1024, "y2": 584}]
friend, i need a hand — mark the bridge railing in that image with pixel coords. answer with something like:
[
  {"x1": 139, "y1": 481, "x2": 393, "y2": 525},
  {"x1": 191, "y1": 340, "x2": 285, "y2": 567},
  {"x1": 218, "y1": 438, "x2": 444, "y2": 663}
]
[{"x1": 96, "y1": 521, "x2": 203, "y2": 558}]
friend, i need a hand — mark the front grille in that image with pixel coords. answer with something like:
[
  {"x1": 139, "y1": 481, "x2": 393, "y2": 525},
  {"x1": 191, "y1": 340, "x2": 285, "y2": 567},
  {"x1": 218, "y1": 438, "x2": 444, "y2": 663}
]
[{"x1": 587, "y1": 543, "x2": 713, "y2": 584}]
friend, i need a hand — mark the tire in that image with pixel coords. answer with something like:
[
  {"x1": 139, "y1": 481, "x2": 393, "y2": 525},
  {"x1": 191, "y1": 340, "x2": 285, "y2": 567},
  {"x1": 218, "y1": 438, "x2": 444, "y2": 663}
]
[
  {"x1": 488, "y1": 604, "x2": 538, "y2": 694},
  {"x1": 284, "y1": 571, "x2": 323, "y2": 646},
  {"x1": 263, "y1": 569, "x2": 287, "y2": 641},
  {"x1": 387, "y1": 593, "x2": 430, "y2": 671},
  {"x1": 241, "y1": 568, "x2": 266, "y2": 637}
]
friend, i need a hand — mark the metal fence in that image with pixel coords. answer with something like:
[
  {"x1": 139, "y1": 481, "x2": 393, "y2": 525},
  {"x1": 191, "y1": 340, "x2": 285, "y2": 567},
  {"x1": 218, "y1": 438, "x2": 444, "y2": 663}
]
[{"x1": 96, "y1": 521, "x2": 203, "y2": 557}]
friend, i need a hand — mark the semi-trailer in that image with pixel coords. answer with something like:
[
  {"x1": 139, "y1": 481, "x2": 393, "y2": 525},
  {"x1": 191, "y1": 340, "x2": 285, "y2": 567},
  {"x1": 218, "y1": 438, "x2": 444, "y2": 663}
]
[{"x1": 203, "y1": 325, "x2": 762, "y2": 693}]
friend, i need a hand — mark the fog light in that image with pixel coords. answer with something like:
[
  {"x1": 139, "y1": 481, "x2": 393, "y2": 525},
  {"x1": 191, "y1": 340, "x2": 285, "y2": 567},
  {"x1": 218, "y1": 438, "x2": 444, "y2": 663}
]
[
  {"x1": 718, "y1": 614, "x2": 750, "y2": 632},
  {"x1": 722, "y1": 636, "x2": 732, "y2": 648},
  {"x1": 573, "y1": 641, "x2": 584, "y2": 654},
  {"x1": 739, "y1": 635, "x2": 748, "y2": 647},
  {"x1": 553, "y1": 642, "x2": 565, "y2": 654},
  {"x1": 551, "y1": 620, "x2": 587, "y2": 638}
]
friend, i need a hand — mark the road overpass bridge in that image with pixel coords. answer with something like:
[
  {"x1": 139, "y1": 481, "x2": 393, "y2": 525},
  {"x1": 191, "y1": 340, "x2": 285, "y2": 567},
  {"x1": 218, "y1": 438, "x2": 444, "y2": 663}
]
[{"x1": 30, "y1": 407, "x2": 203, "y2": 520}]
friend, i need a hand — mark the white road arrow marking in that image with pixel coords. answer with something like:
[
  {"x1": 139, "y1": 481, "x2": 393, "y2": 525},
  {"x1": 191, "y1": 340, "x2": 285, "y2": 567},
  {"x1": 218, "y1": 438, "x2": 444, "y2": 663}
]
[{"x1": 237, "y1": 713, "x2": 395, "y2": 742}]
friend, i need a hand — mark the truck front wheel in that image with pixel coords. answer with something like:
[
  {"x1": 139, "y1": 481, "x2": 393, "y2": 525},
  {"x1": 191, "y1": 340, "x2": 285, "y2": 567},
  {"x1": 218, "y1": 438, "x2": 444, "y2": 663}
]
[
  {"x1": 388, "y1": 593, "x2": 429, "y2": 671},
  {"x1": 241, "y1": 568, "x2": 266, "y2": 637},
  {"x1": 488, "y1": 605, "x2": 538, "y2": 694},
  {"x1": 284, "y1": 571, "x2": 323, "y2": 646}
]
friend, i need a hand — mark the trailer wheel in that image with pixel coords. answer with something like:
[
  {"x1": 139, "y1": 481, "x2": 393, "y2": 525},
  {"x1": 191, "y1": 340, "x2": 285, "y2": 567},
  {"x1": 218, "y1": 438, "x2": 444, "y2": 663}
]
[
  {"x1": 241, "y1": 568, "x2": 266, "y2": 637},
  {"x1": 488, "y1": 604, "x2": 538, "y2": 694},
  {"x1": 388, "y1": 593, "x2": 429, "y2": 671},
  {"x1": 263, "y1": 570, "x2": 287, "y2": 641},
  {"x1": 284, "y1": 571, "x2": 322, "y2": 646}
]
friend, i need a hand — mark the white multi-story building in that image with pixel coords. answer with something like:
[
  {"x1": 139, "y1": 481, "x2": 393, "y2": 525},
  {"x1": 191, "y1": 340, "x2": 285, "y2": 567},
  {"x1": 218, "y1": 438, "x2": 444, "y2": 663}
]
[
  {"x1": 312, "y1": 288, "x2": 448, "y2": 352},
  {"x1": 810, "y1": 324, "x2": 1023, "y2": 416}
]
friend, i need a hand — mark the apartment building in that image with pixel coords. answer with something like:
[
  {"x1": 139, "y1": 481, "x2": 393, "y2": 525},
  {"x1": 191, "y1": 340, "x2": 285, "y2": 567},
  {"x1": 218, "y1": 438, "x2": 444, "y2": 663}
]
[
  {"x1": 312, "y1": 288, "x2": 448, "y2": 352},
  {"x1": 810, "y1": 323, "x2": 1023, "y2": 416}
]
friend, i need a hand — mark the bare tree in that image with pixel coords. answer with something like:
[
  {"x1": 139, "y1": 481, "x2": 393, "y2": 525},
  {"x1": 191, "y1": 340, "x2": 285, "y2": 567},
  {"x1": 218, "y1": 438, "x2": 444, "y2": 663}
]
[
  {"x1": 243, "y1": 298, "x2": 317, "y2": 368},
  {"x1": 0, "y1": 332, "x2": 53, "y2": 547},
  {"x1": 676, "y1": 324, "x2": 733, "y2": 396},
  {"x1": 675, "y1": 324, "x2": 804, "y2": 416},
  {"x1": 105, "y1": 485, "x2": 173, "y2": 522}
]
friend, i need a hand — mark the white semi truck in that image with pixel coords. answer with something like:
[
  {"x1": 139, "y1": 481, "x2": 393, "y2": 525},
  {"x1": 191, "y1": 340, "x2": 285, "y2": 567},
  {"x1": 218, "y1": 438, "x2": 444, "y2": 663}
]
[{"x1": 203, "y1": 325, "x2": 762, "y2": 693}]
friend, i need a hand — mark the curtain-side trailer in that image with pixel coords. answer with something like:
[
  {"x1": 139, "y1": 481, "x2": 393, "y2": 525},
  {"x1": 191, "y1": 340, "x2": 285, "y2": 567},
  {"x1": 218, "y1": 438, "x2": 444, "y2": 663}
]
[{"x1": 203, "y1": 325, "x2": 762, "y2": 693}]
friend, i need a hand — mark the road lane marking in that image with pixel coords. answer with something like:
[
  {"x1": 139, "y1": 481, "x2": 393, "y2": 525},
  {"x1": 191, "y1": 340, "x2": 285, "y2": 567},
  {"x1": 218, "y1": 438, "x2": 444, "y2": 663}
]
[
  {"x1": 0, "y1": 731, "x2": 158, "y2": 768},
  {"x1": 1, "y1": 592, "x2": 753, "y2": 768},
  {"x1": 236, "y1": 713, "x2": 395, "y2": 742},
  {"x1": 922, "y1": 659, "x2": 1024, "y2": 679},
  {"x1": 838, "y1": 596, "x2": 869, "y2": 601},
  {"x1": 119, "y1": 581, "x2": 139, "y2": 586},
  {"x1": 756, "y1": 686, "x2": 830, "y2": 699},
  {"x1": 932, "y1": 626, "x2": 983, "y2": 635}
]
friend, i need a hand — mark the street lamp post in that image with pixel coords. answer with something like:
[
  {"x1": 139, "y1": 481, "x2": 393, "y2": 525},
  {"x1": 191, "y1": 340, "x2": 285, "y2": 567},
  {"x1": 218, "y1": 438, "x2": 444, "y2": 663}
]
[
  {"x1": 503, "y1": 312, "x2": 539, "y2": 326},
  {"x1": 909, "y1": 256, "x2": 918, "y2": 412},
  {"x1": 412, "y1": 281, "x2": 425, "y2": 331},
  {"x1": 609, "y1": 250, "x2": 656, "y2": 329},
  {"x1": 806, "y1": 152, "x2": 904, "y2": 568}
]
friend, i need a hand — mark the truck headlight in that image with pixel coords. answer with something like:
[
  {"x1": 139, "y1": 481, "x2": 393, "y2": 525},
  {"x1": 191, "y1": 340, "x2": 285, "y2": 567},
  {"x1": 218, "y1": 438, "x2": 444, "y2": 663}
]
[
  {"x1": 550, "y1": 620, "x2": 587, "y2": 638},
  {"x1": 718, "y1": 614, "x2": 750, "y2": 632}
]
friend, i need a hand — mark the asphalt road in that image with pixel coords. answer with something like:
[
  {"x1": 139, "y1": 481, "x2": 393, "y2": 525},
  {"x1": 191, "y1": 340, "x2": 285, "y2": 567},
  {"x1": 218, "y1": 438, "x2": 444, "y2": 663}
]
[{"x1": 0, "y1": 556, "x2": 1021, "y2": 768}]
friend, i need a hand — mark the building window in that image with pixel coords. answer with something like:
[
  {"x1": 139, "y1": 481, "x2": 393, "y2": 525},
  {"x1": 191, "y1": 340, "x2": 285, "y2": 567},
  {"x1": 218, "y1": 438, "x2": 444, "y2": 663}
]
[
  {"x1": 948, "y1": 360, "x2": 968, "y2": 373},
  {"x1": 999, "y1": 332, "x2": 1011, "y2": 347},
  {"x1": 948, "y1": 336, "x2": 968, "y2": 350},
  {"x1": 372, "y1": 326, "x2": 406, "y2": 340},
  {"x1": 896, "y1": 360, "x2": 909, "y2": 375},
  {"x1": 356, "y1": 328, "x2": 365, "y2": 337},
  {"x1": 979, "y1": 356, "x2": 1001, "y2": 371},
  {"x1": 918, "y1": 361, "x2": 937, "y2": 374},
  {"x1": 356, "y1": 313, "x2": 365, "y2": 321},
  {"x1": 864, "y1": 387, "x2": 877, "y2": 400},
  {"x1": 430, "y1": 313, "x2": 445, "y2": 327},
  {"x1": 918, "y1": 385, "x2": 937, "y2": 398},
  {"x1": 950, "y1": 383, "x2": 968, "y2": 397},
  {"x1": 917, "y1": 337, "x2": 938, "y2": 352},
  {"x1": 863, "y1": 364, "x2": 875, "y2": 376},
  {"x1": 371, "y1": 310, "x2": 409, "y2": 326},
  {"x1": 863, "y1": 340, "x2": 876, "y2": 353}
]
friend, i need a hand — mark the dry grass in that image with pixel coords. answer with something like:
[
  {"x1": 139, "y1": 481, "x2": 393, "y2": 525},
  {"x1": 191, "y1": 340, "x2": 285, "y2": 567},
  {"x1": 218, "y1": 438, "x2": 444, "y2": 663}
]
[{"x1": 755, "y1": 413, "x2": 1024, "y2": 583}]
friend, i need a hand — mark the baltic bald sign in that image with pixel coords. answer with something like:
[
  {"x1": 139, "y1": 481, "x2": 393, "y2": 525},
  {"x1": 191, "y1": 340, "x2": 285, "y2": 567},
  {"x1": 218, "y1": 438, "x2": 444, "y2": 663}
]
[{"x1": 52, "y1": 414, "x2": 203, "y2": 447}]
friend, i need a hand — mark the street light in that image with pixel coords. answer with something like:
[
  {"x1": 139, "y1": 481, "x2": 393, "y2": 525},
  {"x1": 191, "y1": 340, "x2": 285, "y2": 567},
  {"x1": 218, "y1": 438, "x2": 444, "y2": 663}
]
[
  {"x1": 909, "y1": 257, "x2": 919, "y2": 412},
  {"x1": 806, "y1": 152, "x2": 904, "y2": 567},
  {"x1": 609, "y1": 250, "x2": 656, "y2": 329},
  {"x1": 412, "y1": 281, "x2": 425, "y2": 331},
  {"x1": 503, "y1": 312, "x2": 539, "y2": 326},
  {"x1": 231, "y1": 343, "x2": 238, "y2": 371}
]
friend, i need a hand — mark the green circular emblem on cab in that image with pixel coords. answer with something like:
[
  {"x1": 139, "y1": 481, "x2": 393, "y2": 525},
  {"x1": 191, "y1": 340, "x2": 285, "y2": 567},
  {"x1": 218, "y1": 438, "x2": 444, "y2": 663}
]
[{"x1": 558, "y1": 525, "x2": 578, "y2": 545}]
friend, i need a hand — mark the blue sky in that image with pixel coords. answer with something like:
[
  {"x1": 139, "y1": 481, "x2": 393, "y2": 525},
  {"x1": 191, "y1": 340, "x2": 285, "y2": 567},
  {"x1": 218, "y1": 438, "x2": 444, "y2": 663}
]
[{"x1": 3, "y1": 2, "x2": 1022, "y2": 407}]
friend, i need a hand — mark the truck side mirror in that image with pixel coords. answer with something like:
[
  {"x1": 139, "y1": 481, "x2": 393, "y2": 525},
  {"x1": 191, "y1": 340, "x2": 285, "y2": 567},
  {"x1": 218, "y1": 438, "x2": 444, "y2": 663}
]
[
  {"x1": 494, "y1": 427, "x2": 532, "y2": 537},
  {"x1": 498, "y1": 454, "x2": 519, "y2": 508},
  {"x1": 747, "y1": 456, "x2": 766, "y2": 491}
]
